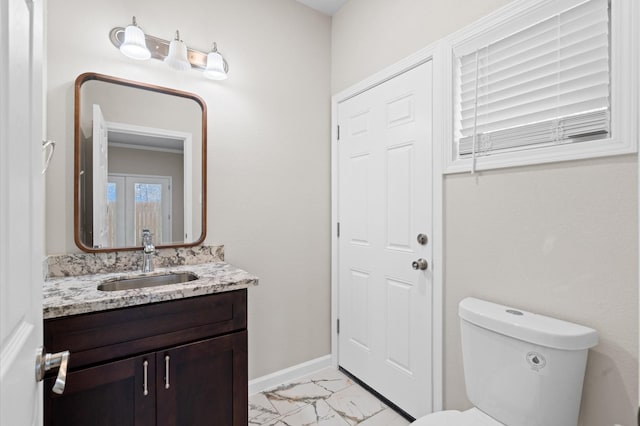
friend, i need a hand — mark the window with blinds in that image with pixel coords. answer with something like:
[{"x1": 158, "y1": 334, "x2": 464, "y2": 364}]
[{"x1": 454, "y1": 0, "x2": 610, "y2": 159}]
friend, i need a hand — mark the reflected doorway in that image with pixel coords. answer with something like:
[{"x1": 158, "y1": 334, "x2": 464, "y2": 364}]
[
  {"x1": 107, "y1": 174, "x2": 172, "y2": 247},
  {"x1": 87, "y1": 103, "x2": 195, "y2": 248}
]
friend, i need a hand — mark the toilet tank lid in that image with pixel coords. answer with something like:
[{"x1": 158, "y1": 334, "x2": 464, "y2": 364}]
[{"x1": 458, "y1": 298, "x2": 599, "y2": 350}]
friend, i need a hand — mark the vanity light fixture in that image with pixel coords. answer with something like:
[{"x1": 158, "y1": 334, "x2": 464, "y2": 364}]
[
  {"x1": 203, "y1": 43, "x2": 228, "y2": 80},
  {"x1": 119, "y1": 17, "x2": 151, "y2": 60},
  {"x1": 164, "y1": 31, "x2": 191, "y2": 71},
  {"x1": 109, "y1": 17, "x2": 230, "y2": 80}
]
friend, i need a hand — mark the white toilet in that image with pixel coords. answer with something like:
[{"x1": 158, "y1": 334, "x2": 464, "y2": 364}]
[{"x1": 412, "y1": 297, "x2": 598, "y2": 426}]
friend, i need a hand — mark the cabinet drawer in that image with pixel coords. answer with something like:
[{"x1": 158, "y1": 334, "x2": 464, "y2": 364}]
[{"x1": 44, "y1": 290, "x2": 247, "y2": 370}]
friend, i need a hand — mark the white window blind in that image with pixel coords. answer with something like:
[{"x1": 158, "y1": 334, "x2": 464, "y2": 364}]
[{"x1": 455, "y1": 0, "x2": 610, "y2": 159}]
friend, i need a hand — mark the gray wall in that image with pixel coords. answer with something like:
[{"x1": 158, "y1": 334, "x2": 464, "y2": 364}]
[
  {"x1": 332, "y1": 1, "x2": 638, "y2": 425},
  {"x1": 45, "y1": 0, "x2": 331, "y2": 380}
]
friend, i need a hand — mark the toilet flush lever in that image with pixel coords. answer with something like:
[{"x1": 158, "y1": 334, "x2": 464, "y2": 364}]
[{"x1": 412, "y1": 258, "x2": 428, "y2": 270}]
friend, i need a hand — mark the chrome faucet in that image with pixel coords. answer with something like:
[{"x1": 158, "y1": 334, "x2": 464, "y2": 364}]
[{"x1": 141, "y1": 229, "x2": 155, "y2": 273}]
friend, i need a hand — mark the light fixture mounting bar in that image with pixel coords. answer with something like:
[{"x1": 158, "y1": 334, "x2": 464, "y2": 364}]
[{"x1": 109, "y1": 27, "x2": 229, "y2": 73}]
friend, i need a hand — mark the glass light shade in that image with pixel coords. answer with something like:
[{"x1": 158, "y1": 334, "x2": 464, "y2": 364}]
[
  {"x1": 203, "y1": 51, "x2": 227, "y2": 80},
  {"x1": 164, "y1": 38, "x2": 191, "y2": 71},
  {"x1": 120, "y1": 24, "x2": 151, "y2": 60}
]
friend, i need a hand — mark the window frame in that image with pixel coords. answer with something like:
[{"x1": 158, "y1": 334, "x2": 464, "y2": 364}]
[{"x1": 441, "y1": 0, "x2": 638, "y2": 174}]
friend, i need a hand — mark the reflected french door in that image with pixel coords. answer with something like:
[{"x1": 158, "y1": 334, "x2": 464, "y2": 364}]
[{"x1": 108, "y1": 174, "x2": 172, "y2": 246}]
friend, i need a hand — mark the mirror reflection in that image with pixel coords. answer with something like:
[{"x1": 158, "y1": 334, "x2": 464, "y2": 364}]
[{"x1": 75, "y1": 73, "x2": 206, "y2": 252}]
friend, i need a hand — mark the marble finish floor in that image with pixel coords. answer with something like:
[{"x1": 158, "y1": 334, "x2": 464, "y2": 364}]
[{"x1": 249, "y1": 368, "x2": 410, "y2": 425}]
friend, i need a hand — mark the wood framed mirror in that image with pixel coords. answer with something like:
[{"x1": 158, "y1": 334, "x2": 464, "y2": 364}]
[{"x1": 74, "y1": 72, "x2": 207, "y2": 252}]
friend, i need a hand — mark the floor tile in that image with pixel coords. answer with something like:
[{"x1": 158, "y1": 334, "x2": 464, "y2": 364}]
[
  {"x1": 263, "y1": 379, "x2": 334, "y2": 415},
  {"x1": 306, "y1": 368, "x2": 355, "y2": 394},
  {"x1": 249, "y1": 392, "x2": 281, "y2": 425},
  {"x1": 263, "y1": 392, "x2": 309, "y2": 417},
  {"x1": 268, "y1": 400, "x2": 351, "y2": 426},
  {"x1": 324, "y1": 383, "x2": 388, "y2": 425},
  {"x1": 359, "y1": 408, "x2": 411, "y2": 426},
  {"x1": 249, "y1": 368, "x2": 410, "y2": 426}
]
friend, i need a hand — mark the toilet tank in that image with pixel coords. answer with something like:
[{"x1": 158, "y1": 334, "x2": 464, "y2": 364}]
[{"x1": 459, "y1": 298, "x2": 598, "y2": 426}]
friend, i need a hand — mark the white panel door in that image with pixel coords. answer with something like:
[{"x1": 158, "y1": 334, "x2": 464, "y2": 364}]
[
  {"x1": 92, "y1": 104, "x2": 109, "y2": 248},
  {"x1": 338, "y1": 61, "x2": 433, "y2": 418},
  {"x1": 0, "y1": 0, "x2": 45, "y2": 424}
]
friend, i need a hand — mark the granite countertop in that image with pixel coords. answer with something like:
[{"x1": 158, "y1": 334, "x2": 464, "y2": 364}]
[{"x1": 43, "y1": 262, "x2": 259, "y2": 319}]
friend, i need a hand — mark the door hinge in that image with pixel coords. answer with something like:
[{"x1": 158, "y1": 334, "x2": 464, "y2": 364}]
[
  {"x1": 337, "y1": 222, "x2": 340, "y2": 238},
  {"x1": 337, "y1": 318, "x2": 340, "y2": 334},
  {"x1": 337, "y1": 125, "x2": 340, "y2": 141}
]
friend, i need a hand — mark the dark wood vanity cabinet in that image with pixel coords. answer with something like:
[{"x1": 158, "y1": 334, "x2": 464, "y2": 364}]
[
  {"x1": 44, "y1": 353, "x2": 156, "y2": 425},
  {"x1": 44, "y1": 290, "x2": 248, "y2": 426}
]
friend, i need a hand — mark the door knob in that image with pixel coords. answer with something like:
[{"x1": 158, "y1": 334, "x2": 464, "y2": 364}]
[
  {"x1": 417, "y1": 233, "x2": 428, "y2": 245},
  {"x1": 35, "y1": 347, "x2": 70, "y2": 394},
  {"x1": 412, "y1": 258, "x2": 428, "y2": 270}
]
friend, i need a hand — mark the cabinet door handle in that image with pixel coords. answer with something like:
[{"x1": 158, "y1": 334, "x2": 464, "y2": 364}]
[
  {"x1": 164, "y1": 355, "x2": 170, "y2": 389},
  {"x1": 143, "y1": 360, "x2": 149, "y2": 396}
]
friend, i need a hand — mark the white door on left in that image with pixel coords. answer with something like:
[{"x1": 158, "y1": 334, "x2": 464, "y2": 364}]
[
  {"x1": 0, "y1": 0, "x2": 45, "y2": 424},
  {"x1": 92, "y1": 104, "x2": 110, "y2": 249}
]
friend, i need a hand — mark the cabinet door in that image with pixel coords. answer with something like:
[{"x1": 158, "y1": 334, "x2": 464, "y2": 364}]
[
  {"x1": 157, "y1": 331, "x2": 248, "y2": 426},
  {"x1": 45, "y1": 354, "x2": 156, "y2": 426}
]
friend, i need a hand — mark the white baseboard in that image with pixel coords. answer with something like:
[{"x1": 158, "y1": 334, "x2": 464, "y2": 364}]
[{"x1": 248, "y1": 355, "x2": 332, "y2": 395}]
